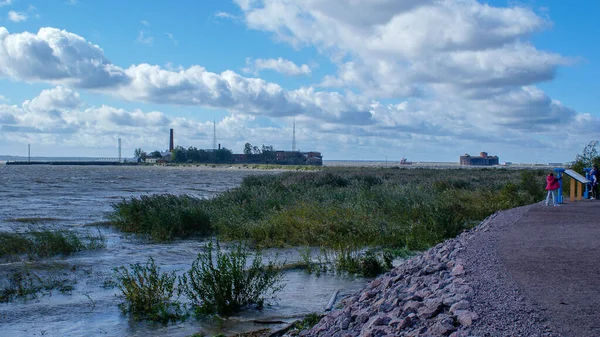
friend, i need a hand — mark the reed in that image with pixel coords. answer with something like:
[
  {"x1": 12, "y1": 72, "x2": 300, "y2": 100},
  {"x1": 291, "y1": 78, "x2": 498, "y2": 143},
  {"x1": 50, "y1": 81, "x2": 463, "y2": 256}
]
[
  {"x1": 109, "y1": 194, "x2": 210, "y2": 241},
  {"x1": 0, "y1": 229, "x2": 106, "y2": 259},
  {"x1": 107, "y1": 167, "x2": 546, "y2": 252}
]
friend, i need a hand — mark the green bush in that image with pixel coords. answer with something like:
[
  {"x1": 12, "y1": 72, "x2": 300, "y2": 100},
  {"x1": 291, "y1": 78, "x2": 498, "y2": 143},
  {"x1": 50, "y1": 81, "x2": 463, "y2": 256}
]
[
  {"x1": 109, "y1": 194, "x2": 211, "y2": 241},
  {"x1": 180, "y1": 242, "x2": 284, "y2": 316},
  {"x1": 114, "y1": 257, "x2": 184, "y2": 323}
]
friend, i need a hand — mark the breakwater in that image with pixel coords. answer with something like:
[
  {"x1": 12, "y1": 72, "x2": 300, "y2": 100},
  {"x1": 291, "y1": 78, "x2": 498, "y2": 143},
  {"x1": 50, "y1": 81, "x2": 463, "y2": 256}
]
[
  {"x1": 5, "y1": 161, "x2": 136, "y2": 166},
  {"x1": 300, "y1": 205, "x2": 555, "y2": 337}
]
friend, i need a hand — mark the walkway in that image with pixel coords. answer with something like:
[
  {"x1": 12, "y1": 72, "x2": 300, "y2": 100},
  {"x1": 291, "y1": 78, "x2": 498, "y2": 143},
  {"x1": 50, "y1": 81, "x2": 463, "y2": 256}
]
[{"x1": 497, "y1": 201, "x2": 600, "y2": 336}]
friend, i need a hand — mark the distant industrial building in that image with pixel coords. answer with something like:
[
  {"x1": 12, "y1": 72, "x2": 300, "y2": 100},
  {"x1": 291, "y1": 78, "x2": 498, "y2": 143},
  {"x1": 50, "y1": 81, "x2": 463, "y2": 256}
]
[{"x1": 460, "y1": 152, "x2": 499, "y2": 166}]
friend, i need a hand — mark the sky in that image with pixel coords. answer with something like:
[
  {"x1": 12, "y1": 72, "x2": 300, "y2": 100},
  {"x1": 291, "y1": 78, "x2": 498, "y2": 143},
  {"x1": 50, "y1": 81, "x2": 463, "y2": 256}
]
[{"x1": 0, "y1": 0, "x2": 598, "y2": 163}]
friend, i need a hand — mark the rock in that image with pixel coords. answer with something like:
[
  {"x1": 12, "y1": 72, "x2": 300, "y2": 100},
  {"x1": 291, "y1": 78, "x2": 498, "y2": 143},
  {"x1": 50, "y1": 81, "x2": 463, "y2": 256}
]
[
  {"x1": 418, "y1": 299, "x2": 444, "y2": 319},
  {"x1": 429, "y1": 319, "x2": 457, "y2": 336},
  {"x1": 450, "y1": 300, "x2": 471, "y2": 314},
  {"x1": 455, "y1": 310, "x2": 479, "y2": 327},
  {"x1": 451, "y1": 264, "x2": 465, "y2": 276},
  {"x1": 403, "y1": 300, "x2": 423, "y2": 315}
]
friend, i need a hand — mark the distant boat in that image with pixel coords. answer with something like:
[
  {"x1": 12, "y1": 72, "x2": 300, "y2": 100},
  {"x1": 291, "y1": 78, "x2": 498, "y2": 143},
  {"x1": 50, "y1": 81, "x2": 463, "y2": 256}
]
[{"x1": 399, "y1": 157, "x2": 413, "y2": 165}]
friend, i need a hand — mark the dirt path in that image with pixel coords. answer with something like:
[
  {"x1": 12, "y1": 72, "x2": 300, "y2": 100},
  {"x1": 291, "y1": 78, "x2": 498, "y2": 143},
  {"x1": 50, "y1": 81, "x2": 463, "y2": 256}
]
[{"x1": 497, "y1": 201, "x2": 600, "y2": 337}]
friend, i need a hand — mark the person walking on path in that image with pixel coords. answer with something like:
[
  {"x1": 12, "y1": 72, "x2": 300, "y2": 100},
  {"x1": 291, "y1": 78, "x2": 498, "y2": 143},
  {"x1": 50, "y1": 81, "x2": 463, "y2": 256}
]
[{"x1": 545, "y1": 172, "x2": 561, "y2": 206}]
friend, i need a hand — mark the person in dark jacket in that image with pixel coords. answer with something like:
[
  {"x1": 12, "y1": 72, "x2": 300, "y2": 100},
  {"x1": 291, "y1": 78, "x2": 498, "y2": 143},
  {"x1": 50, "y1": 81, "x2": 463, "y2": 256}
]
[{"x1": 545, "y1": 172, "x2": 561, "y2": 206}]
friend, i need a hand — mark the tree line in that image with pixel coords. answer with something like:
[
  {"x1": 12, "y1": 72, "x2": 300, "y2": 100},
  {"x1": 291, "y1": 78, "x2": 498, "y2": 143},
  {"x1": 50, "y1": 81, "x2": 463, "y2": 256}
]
[{"x1": 133, "y1": 142, "x2": 294, "y2": 164}]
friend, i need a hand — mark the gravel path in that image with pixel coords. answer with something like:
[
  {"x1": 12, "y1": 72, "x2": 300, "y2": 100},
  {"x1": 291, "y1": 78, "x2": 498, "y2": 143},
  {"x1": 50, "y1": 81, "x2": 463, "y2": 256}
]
[{"x1": 301, "y1": 202, "x2": 600, "y2": 336}]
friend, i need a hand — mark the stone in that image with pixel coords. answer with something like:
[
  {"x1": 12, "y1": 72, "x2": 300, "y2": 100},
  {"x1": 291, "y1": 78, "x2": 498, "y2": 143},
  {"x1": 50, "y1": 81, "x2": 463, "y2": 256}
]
[
  {"x1": 418, "y1": 299, "x2": 444, "y2": 319},
  {"x1": 403, "y1": 300, "x2": 423, "y2": 315},
  {"x1": 455, "y1": 310, "x2": 479, "y2": 327},
  {"x1": 429, "y1": 319, "x2": 457, "y2": 336},
  {"x1": 451, "y1": 264, "x2": 465, "y2": 276},
  {"x1": 449, "y1": 300, "x2": 471, "y2": 314}
]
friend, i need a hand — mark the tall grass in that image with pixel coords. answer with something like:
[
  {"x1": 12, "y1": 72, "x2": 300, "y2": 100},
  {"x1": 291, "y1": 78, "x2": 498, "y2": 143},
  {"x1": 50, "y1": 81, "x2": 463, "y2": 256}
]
[
  {"x1": 107, "y1": 167, "x2": 547, "y2": 250},
  {"x1": 0, "y1": 229, "x2": 106, "y2": 260},
  {"x1": 109, "y1": 194, "x2": 210, "y2": 241}
]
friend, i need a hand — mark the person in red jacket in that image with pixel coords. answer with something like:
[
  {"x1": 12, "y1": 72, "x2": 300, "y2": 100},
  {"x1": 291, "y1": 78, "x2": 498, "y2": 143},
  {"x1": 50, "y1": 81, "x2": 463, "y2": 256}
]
[{"x1": 545, "y1": 172, "x2": 561, "y2": 206}]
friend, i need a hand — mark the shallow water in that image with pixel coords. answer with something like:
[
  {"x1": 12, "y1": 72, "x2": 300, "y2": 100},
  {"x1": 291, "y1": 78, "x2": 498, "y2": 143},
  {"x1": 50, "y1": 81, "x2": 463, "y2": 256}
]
[{"x1": 0, "y1": 165, "x2": 368, "y2": 337}]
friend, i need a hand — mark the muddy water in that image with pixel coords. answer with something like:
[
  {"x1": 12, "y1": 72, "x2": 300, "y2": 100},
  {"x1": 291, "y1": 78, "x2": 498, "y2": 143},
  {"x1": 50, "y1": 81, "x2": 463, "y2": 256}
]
[{"x1": 0, "y1": 165, "x2": 368, "y2": 337}]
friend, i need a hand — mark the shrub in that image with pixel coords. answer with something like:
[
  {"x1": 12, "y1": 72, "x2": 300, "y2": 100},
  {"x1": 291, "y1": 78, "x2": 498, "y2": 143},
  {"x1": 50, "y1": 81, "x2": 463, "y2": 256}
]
[
  {"x1": 114, "y1": 257, "x2": 184, "y2": 323},
  {"x1": 180, "y1": 242, "x2": 284, "y2": 316}
]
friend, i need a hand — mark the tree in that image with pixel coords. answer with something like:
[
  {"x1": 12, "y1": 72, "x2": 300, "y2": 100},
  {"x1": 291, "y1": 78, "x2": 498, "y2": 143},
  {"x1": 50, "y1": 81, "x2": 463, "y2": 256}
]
[
  {"x1": 215, "y1": 147, "x2": 233, "y2": 163},
  {"x1": 571, "y1": 141, "x2": 600, "y2": 173},
  {"x1": 149, "y1": 150, "x2": 162, "y2": 158},
  {"x1": 244, "y1": 143, "x2": 252, "y2": 156},
  {"x1": 134, "y1": 148, "x2": 147, "y2": 162},
  {"x1": 171, "y1": 146, "x2": 188, "y2": 163},
  {"x1": 262, "y1": 145, "x2": 276, "y2": 163}
]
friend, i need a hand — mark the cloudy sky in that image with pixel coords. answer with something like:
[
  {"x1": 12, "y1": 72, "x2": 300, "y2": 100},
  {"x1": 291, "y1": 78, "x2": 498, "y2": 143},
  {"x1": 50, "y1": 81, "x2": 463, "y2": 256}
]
[{"x1": 0, "y1": 0, "x2": 598, "y2": 163}]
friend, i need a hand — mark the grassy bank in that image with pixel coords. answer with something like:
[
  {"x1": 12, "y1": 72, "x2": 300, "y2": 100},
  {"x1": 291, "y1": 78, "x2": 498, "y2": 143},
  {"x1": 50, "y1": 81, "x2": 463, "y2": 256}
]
[{"x1": 109, "y1": 167, "x2": 546, "y2": 250}]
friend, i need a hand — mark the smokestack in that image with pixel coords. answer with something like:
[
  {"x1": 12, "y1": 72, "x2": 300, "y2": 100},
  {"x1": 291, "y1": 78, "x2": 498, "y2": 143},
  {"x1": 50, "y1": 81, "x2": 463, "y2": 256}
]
[
  {"x1": 169, "y1": 129, "x2": 174, "y2": 152},
  {"x1": 218, "y1": 143, "x2": 221, "y2": 150}
]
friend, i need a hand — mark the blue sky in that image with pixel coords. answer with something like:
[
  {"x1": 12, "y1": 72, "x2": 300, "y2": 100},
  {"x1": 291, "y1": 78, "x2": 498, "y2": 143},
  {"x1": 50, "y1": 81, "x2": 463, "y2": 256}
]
[{"x1": 0, "y1": 0, "x2": 598, "y2": 163}]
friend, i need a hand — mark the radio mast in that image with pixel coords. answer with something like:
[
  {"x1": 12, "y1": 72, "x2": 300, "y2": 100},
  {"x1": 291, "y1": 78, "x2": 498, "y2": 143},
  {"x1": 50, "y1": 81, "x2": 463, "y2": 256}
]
[
  {"x1": 213, "y1": 117, "x2": 217, "y2": 151},
  {"x1": 292, "y1": 118, "x2": 296, "y2": 152}
]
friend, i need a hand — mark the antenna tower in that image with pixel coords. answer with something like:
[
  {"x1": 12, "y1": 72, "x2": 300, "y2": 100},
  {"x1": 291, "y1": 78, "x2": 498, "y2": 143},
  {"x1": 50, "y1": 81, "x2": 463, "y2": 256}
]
[
  {"x1": 213, "y1": 118, "x2": 217, "y2": 150},
  {"x1": 118, "y1": 138, "x2": 122, "y2": 162},
  {"x1": 292, "y1": 118, "x2": 296, "y2": 152}
]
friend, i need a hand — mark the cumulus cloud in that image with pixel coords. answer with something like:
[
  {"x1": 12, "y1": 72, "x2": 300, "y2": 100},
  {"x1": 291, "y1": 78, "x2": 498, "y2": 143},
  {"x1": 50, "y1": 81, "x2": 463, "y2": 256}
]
[
  {"x1": 8, "y1": 11, "x2": 27, "y2": 22},
  {"x1": 0, "y1": 27, "x2": 129, "y2": 88},
  {"x1": 244, "y1": 57, "x2": 311, "y2": 76},
  {"x1": 235, "y1": 0, "x2": 566, "y2": 97},
  {"x1": 0, "y1": 0, "x2": 12, "y2": 7}
]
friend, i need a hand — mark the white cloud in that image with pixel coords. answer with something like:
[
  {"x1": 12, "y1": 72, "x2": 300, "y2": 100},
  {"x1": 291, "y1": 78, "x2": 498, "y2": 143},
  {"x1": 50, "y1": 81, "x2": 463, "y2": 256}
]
[
  {"x1": 140, "y1": 20, "x2": 150, "y2": 27},
  {"x1": 0, "y1": 94, "x2": 8, "y2": 102},
  {"x1": 215, "y1": 11, "x2": 238, "y2": 19},
  {"x1": 136, "y1": 30, "x2": 153, "y2": 46},
  {"x1": 8, "y1": 11, "x2": 27, "y2": 22},
  {"x1": 235, "y1": 0, "x2": 565, "y2": 98},
  {"x1": 244, "y1": 57, "x2": 311, "y2": 76},
  {"x1": 0, "y1": 27, "x2": 129, "y2": 88},
  {"x1": 0, "y1": 0, "x2": 12, "y2": 7},
  {"x1": 0, "y1": 1, "x2": 592, "y2": 163},
  {"x1": 165, "y1": 32, "x2": 177, "y2": 45}
]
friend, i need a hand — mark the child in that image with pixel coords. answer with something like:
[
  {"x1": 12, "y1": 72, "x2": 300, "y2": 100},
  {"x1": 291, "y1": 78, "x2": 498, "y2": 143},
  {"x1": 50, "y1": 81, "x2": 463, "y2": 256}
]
[{"x1": 545, "y1": 172, "x2": 561, "y2": 206}]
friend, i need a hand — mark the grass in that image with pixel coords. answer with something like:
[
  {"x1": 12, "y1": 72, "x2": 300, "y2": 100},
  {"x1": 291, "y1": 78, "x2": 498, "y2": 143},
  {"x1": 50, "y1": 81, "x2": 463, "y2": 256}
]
[
  {"x1": 109, "y1": 194, "x2": 210, "y2": 241},
  {"x1": 0, "y1": 229, "x2": 106, "y2": 260},
  {"x1": 7, "y1": 217, "x2": 61, "y2": 223},
  {"x1": 107, "y1": 167, "x2": 548, "y2": 270},
  {"x1": 0, "y1": 267, "x2": 77, "y2": 303}
]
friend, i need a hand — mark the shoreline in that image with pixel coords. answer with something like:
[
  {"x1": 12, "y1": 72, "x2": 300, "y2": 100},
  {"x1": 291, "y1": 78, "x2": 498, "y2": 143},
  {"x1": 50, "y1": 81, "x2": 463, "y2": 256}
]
[{"x1": 299, "y1": 204, "x2": 558, "y2": 336}]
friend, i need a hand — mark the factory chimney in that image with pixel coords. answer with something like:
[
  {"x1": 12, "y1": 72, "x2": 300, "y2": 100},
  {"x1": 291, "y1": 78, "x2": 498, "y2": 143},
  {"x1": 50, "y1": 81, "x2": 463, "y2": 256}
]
[{"x1": 169, "y1": 129, "x2": 174, "y2": 152}]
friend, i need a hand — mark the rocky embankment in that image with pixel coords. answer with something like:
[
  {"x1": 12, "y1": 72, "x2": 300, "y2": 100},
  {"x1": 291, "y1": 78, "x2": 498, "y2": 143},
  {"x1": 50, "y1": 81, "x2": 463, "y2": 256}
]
[{"x1": 301, "y1": 205, "x2": 556, "y2": 337}]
